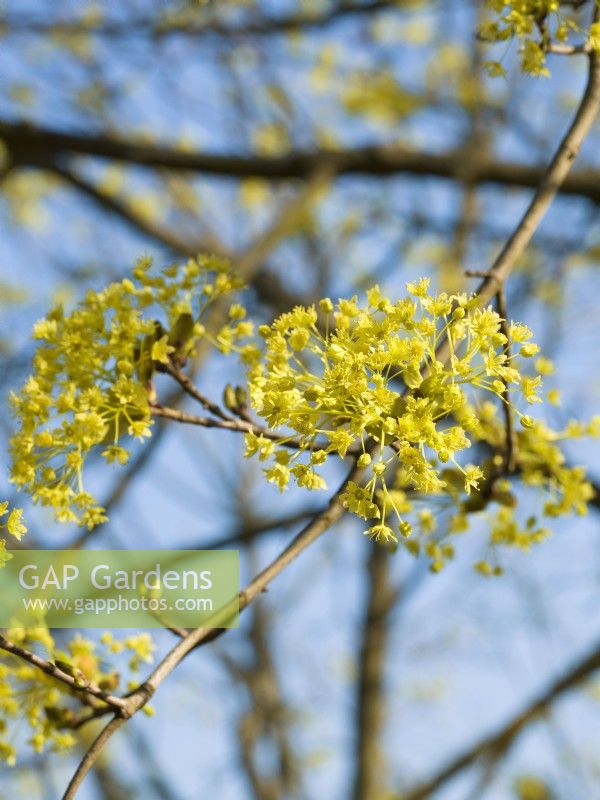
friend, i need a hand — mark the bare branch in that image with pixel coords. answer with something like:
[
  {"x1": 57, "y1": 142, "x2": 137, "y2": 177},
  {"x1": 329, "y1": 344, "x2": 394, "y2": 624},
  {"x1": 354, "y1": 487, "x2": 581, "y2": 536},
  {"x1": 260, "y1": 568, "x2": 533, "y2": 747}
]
[
  {"x1": 351, "y1": 544, "x2": 397, "y2": 800},
  {"x1": 51, "y1": 164, "x2": 200, "y2": 257},
  {"x1": 400, "y1": 636, "x2": 600, "y2": 800},
  {"x1": 0, "y1": 1, "x2": 400, "y2": 39},
  {"x1": 0, "y1": 635, "x2": 126, "y2": 712},
  {"x1": 440, "y1": 26, "x2": 600, "y2": 368},
  {"x1": 2, "y1": 120, "x2": 600, "y2": 202},
  {"x1": 61, "y1": 716, "x2": 128, "y2": 800},
  {"x1": 163, "y1": 363, "x2": 234, "y2": 422},
  {"x1": 60, "y1": 456, "x2": 365, "y2": 799},
  {"x1": 149, "y1": 402, "x2": 326, "y2": 451}
]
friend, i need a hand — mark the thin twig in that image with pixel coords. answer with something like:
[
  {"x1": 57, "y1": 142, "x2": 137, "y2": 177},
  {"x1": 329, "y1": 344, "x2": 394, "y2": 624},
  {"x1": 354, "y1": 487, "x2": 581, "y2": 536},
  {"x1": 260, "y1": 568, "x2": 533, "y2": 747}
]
[
  {"x1": 163, "y1": 363, "x2": 234, "y2": 422},
  {"x1": 66, "y1": 706, "x2": 115, "y2": 731},
  {"x1": 149, "y1": 403, "x2": 326, "y2": 451},
  {"x1": 495, "y1": 286, "x2": 518, "y2": 472},
  {"x1": 465, "y1": 270, "x2": 518, "y2": 472},
  {"x1": 400, "y1": 637, "x2": 600, "y2": 800},
  {"x1": 61, "y1": 716, "x2": 128, "y2": 800},
  {"x1": 0, "y1": 636, "x2": 127, "y2": 712},
  {"x1": 60, "y1": 458, "x2": 365, "y2": 800},
  {"x1": 443, "y1": 26, "x2": 600, "y2": 345}
]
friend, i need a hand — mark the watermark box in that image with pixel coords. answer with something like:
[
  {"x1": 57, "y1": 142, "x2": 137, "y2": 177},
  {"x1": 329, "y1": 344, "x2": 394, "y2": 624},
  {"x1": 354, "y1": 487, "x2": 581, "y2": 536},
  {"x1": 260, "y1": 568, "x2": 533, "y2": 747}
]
[{"x1": 0, "y1": 550, "x2": 239, "y2": 629}]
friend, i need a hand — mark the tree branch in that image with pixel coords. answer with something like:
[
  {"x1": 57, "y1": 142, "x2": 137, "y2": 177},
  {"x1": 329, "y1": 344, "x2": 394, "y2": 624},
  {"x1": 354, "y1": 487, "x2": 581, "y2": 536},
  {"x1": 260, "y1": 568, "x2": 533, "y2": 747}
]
[
  {"x1": 2, "y1": 120, "x2": 600, "y2": 202},
  {"x1": 0, "y1": 1, "x2": 400, "y2": 39},
  {"x1": 351, "y1": 544, "x2": 397, "y2": 800},
  {"x1": 0, "y1": 635, "x2": 127, "y2": 712},
  {"x1": 60, "y1": 457, "x2": 365, "y2": 800},
  {"x1": 61, "y1": 716, "x2": 128, "y2": 800},
  {"x1": 149, "y1": 403, "x2": 326, "y2": 451},
  {"x1": 51, "y1": 164, "x2": 200, "y2": 257},
  {"x1": 400, "y1": 636, "x2": 600, "y2": 800},
  {"x1": 163, "y1": 363, "x2": 234, "y2": 422},
  {"x1": 469, "y1": 24, "x2": 600, "y2": 310}
]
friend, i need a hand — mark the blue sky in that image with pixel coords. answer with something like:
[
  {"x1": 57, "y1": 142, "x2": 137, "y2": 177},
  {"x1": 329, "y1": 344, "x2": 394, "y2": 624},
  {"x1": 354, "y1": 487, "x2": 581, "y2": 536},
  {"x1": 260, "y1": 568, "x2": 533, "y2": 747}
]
[{"x1": 1, "y1": 1, "x2": 600, "y2": 798}]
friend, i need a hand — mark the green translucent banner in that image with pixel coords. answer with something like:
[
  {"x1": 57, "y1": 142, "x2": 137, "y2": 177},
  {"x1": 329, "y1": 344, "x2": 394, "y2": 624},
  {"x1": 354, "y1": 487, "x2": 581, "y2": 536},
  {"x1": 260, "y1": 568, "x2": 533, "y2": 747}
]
[{"x1": 0, "y1": 550, "x2": 239, "y2": 629}]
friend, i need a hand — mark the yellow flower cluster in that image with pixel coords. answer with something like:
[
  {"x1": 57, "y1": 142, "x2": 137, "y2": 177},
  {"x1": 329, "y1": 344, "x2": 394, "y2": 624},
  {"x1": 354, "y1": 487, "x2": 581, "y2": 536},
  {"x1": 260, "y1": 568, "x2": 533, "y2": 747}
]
[
  {"x1": 0, "y1": 629, "x2": 154, "y2": 765},
  {"x1": 0, "y1": 502, "x2": 26, "y2": 564},
  {"x1": 436, "y1": 400, "x2": 600, "y2": 574},
  {"x1": 480, "y1": 1, "x2": 597, "y2": 78},
  {"x1": 10, "y1": 254, "x2": 247, "y2": 528},
  {"x1": 245, "y1": 279, "x2": 544, "y2": 549},
  {"x1": 10, "y1": 254, "x2": 598, "y2": 574}
]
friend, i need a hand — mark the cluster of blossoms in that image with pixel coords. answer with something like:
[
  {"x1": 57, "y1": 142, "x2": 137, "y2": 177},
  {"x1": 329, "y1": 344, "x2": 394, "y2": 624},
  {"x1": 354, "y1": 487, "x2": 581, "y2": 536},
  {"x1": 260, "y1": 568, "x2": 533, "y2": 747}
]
[
  {"x1": 245, "y1": 279, "x2": 548, "y2": 554},
  {"x1": 480, "y1": 1, "x2": 600, "y2": 78},
  {"x1": 0, "y1": 629, "x2": 154, "y2": 766},
  {"x1": 388, "y1": 396, "x2": 599, "y2": 573},
  {"x1": 9, "y1": 253, "x2": 599, "y2": 577},
  {"x1": 10, "y1": 254, "x2": 252, "y2": 528},
  {"x1": 0, "y1": 502, "x2": 26, "y2": 565}
]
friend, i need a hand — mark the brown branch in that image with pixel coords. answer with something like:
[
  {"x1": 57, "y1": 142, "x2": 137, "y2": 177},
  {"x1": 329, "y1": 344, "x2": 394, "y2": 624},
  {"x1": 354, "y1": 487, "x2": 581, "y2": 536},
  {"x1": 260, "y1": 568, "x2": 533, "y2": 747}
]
[
  {"x1": 0, "y1": 1, "x2": 400, "y2": 39},
  {"x1": 149, "y1": 402, "x2": 326, "y2": 451},
  {"x1": 51, "y1": 164, "x2": 200, "y2": 257},
  {"x1": 400, "y1": 636, "x2": 600, "y2": 800},
  {"x1": 163, "y1": 363, "x2": 234, "y2": 422},
  {"x1": 2, "y1": 120, "x2": 600, "y2": 202},
  {"x1": 67, "y1": 706, "x2": 115, "y2": 731},
  {"x1": 60, "y1": 457, "x2": 365, "y2": 800},
  {"x1": 0, "y1": 635, "x2": 127, "y2": 712},
  {"x1": 468, "y1": 24, "x2": 600, "y2": 309},
  {"x1": 351, "y1": 544, "x2": 397, "y2": 800},
  {"x1": 143, "y1": 463, "x2": 362, "y2": 690},
  {"x1": 62, "y1": 716, "x2": 128, "y2": 800}
]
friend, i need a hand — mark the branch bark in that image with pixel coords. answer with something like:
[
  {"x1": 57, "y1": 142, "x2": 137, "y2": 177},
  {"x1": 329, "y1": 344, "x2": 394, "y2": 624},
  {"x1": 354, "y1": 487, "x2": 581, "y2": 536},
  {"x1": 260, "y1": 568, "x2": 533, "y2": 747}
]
[
  {"x1": 60, "y1": 458, "x2": 365, "y2": 800},
  {"x1": 351, "y1": 544, "x2": 397, "y2": 800},
  {"x1": 0, "y1": 1, "x2": 399, "y2": 39},
  {"x1": 149, "y1": 402, "x2": 326, "y2": 450},
  {"x1": 400, "y1": 636, "x2": 600, "y2": 800},
  {"x1": 469, "y1": 26, "x2": 600, "y2": 309},
  {"x1": 0, "y1": 635, "x2": 126, "y2": 712},
  {"x1": 1, "y1": 120, "x2": 600, "y2": 202}
]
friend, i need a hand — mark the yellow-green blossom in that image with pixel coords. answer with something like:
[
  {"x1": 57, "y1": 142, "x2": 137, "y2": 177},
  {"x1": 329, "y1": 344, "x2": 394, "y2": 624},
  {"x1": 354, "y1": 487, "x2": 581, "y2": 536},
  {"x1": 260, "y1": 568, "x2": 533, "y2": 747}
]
[
  {"x1": 10, "y1": 254, "x2": 249, "y2": 528},
  {"x1": 246, "y1": 281, "x2": 541, "y2": 533}
]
